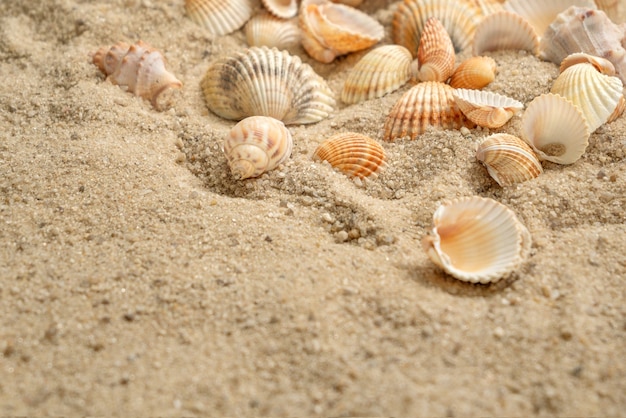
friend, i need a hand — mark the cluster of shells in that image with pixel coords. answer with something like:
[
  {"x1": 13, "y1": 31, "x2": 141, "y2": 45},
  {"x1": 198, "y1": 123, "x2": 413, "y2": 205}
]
[{"x1": 91, "y1": 0, "x2": 625, "y2": 284}]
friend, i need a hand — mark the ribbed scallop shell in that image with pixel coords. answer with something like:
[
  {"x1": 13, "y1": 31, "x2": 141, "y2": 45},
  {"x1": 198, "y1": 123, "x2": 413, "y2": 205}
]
[
  {"x1": 559, "y1": 52, "x2": 616, "y2": 75},
  {"x1": 473, "y1": 11, "x2": 539, "y2": 56},
  {"x1": 299, "y1": 0, "x2": 384, "y2": 63},
  {"x1": 201, "y1": 46, "x2": 335, "y2": 125},
  {"x1": 422, "y1": 196, "x2": 532, "y2": 284},
  {"x1": 261, "y1": 0, "x2": 298, "y2": 19},
  {"x1": 551, "y1": 61, "x2": 624, "y2": 132},
  {"x1": 313, "y1": 132, "x2": 387, "y2": 179},
  {"x1": 417, "y1": 17, "x2": 456, "y2": 82},
  {"x1": 453, "y1": 89, "x2": 523, "y2": 128},
  {"x1": 520, "y1": 93, "x2": 590, "y2": 164},
  {"x1": 503, "y1": 0, "x2": 597, "y2": 38},
  {"x1": 341, "y1": 45, "x2": 413, "y2": 104},
  {"x1": 92, "y1": 41, "x2": 182, "y2": 109},
  {"x1": 245, "y1": 13, "x2": 300, "y2": 50},
  {"x1": 476, "y1": 133, "x2": 543, "y2": 186},
  {"x1": 383, "y1": 81, "x2": 475, "y2": 142},
  {"x1": 467, "y1": 0, "x2": 505, "y2": 15},
  {"x1": 184, "y1": 0, "x2": 253, "y2": 36},
  {"x1": 392, "y1": 0, "x2": 483, "y2": 56},
  {"x1": 224, "y1": 116, "x2": 293, "y2": 179},
  {"x1": 449, "y1": 56, "x2": 497, "y2": 89}
]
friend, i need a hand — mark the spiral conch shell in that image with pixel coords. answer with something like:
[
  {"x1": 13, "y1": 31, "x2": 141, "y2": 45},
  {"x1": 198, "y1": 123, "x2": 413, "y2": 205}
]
[
  {"x1": 92, "y1": 41, "x2": 182, "y2": 109},
  {"x1": 313, "y1": 132, "x2": 387, "y2": 179},
  {"x1": 417, "y1": 17, "x2": 456, "y2": 82},
  {"x1": 422, "y1": 196, "x2": 532, "y2": 284},
  {"x1": 476, "y1": 133, "x2": 543, "y2": 186},
  {"x1": 223, "y1": 116, "x2": 293, "y2": 179},
  {"x1": 184, "y1": 0, "x2": 253, "y2": 36}
]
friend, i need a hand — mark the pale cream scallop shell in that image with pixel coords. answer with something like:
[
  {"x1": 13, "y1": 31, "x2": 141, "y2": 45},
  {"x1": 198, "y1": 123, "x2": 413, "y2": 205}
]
[
  {"x1": 551, "y1": 61, "x2": 624, "y2": 132},
  {"x1": 201, "y1": 46, "x2": 335, "y2": 125},
  {"x1": 467, "y1": 0, "x2": 505, "y2": 16},
  {"x1": 476, "y1": 133, "x2": 543, "y2": 186},
  {"x1": 184, "y1": 0, "x2": 253, "y2": 36},
  {"x1": 261, "y1": 0, "x2": 298, "y2": 19},
  {"x1": 452, "y1": 88, "x2": 523, "y2": 128},
  {"x1": 520, "y1": 93, "x2": 590, "y2": 164},
  {"x1": 341, "y1": 45, "x2": 414, "y2": 105},
  {"x1": 503, "y1": 0, "x2": 597, "y2": 38},
  {"x1": 473, "y1": 10, "x2": 539, "y2": 56},
  {"x1": 449, "y1": 56, "x2": 497, "y2": 89},
  {"x1": 313, "y1": 132, "x2": 388, "y2": 179},
  {"x1": 223, "y1": 116, "x2": 293, "y2": 179},
  {"x1": 559, "y1": 52, "x2": 616, "y2": 75},
  {"x1": 422, "y1": 196, "x2": 532, "y2": 284},
  {"x1": 245, "y1": 13, "x2": 300, "y2": 50},
  {"x1": 417, "y1": 17, "x2": 456, "y2": 83}
]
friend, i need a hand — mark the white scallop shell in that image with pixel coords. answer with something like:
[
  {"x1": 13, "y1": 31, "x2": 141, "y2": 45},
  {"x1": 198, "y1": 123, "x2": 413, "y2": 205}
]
[
  {"x1": 503, "y1": 0, "x2": 597, "y2": 38},
  {"x1": 184, "y1": 0, "x2": 254, "y2": 36},
  {"x1": 453, "y1": 88, "x2": 524, "y2": 128},
  {"x1": 261, "y1": 0, "x2": 298, "y2": 19},
  {"x1": 245, "y1": 13, "x2": 300, "y2": 50},
  {"x1": 473, "y1": 10, "x2": 539, "y2": 56}
]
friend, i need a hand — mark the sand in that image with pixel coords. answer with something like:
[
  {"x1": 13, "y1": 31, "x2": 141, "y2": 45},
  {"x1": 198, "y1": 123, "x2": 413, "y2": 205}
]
[{"x1": 1, "y1": 0, "x2": 625, "y2": 415}]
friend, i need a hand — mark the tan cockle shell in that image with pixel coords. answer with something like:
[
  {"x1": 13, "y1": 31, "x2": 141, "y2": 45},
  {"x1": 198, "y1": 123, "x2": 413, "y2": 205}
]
[
  {"x1": 201, "y1": 46, "x2": 335, "y2": 125},
  {"x1": 341, "y1": 45, "x2": 414, "y2": 104},
  {"x1": 476, "y1": 133, "x2": 543, "y2": 186},
  {"x1": 224, "y1": 116, "x2": 293, "y2": 179},
  {"x1": 452, "y1": 88, "x2": 523, "y2": 128},
  {"x1": 261, "y1": 0, "x2": 298, "y2": 19},
  {"x1": 313, "y1": 132, "x2": 387, "y2": 179},
  {"x1": 417, "y1": 17, "x2": 456, "y2": 82},
  {"x1": 185, "y1": 0, "x2": 253, "y2": 36},
  {"x1": 503, "y1": 0, "x2": 597, "y2": 38},
  {"x1": 520, "y1": 93, "x2": 590, "y2": 164},
  {"x1": 472, "y1": 10, "x2": 539, "y2": 56},
  {"x1": 92, "y1": 41, "x2": 182, "y2": 109},
  {"x1": 449, "y1": 56, "x2": 497, "y2": 89},
  {"x1": 245, "y1": 13, "x2": 300, "y2": 50},
  {"x1": 422, "y1": 196, "x2": 532, "y2": 284}
]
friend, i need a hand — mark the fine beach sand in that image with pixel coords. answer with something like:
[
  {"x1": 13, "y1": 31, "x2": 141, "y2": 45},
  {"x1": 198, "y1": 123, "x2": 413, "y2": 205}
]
[{"x1": 1, "y1": 0, "x2": 625, "y2": 415}]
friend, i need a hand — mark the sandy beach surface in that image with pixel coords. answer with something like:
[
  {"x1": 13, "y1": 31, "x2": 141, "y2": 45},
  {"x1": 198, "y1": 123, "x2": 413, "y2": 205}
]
[{"x1": 1, "y1": 0, "x2": 625, "y2": 415}]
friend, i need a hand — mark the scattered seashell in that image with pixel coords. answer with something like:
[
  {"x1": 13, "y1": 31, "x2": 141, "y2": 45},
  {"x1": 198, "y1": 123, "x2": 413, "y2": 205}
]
[
  {"x1": 594, "y1": 0, "x2": 620, "y2": 22},
  {"x1": 223, "y1": 116, "x2": 293, "y2": 179},
  {"x1": 417, "y1": 17, "x2": 456, "y2": 82},
  {"x1": 299, "y1": 0, "x2": 384, "y2": 63},
  {"x1": 184, "y1": 0, "x2": 254, "y2": 36},
  {"x1": 606, "y1": 95, "x2": 626, "y2": 123},
  {"x1": 476, "y1": 133, "x2": 543, "y2": 186},
  {"x1": 341, "y1": 45, "x2": 414, "y2": 104},
  {"x1": 245, "y1": 13, "x2": 300, "y2": 50},
  {"x1": 92, "y1": 40, "x2": 182, "y2": 109},
  {"x1": 201, "y1": 46, "x2": 335, "y2": 125},
  {"x1": 261, "y1": 0, "x2": 298, "y2": 19},
  {"x1": 520, "y1": 93, "x2": 590, "y2": 164},
  {"x1": 330, "y1": 0, "x2": 364, "y2": 6},
  {"x1": 503, "y1": 0, "x2": 597, "y2": 38},
  {"x1": 313, "y1": 132, "x2": 387, "y2": 179},
  {"x1": 467, "y1": 0, "x2": 505, "y2": 16},
  {"x1": 559, "y1": 52, "x2": 616, "y2": 75},
  {"x1": 453, "y1": 89, "x2": 523, "y2": 128},
  {"x1": 422, "y1": 196, "x2": 532, "y2": 284},
  {"x1": 473, "y1": 10, "x2": 539, "y2": 56},
  {"x1": 383, "y1": 81, "x2": 475, "y2": 142},
  {"x1": 449, "y1": 56, "x2": 497, "y2": 89}
]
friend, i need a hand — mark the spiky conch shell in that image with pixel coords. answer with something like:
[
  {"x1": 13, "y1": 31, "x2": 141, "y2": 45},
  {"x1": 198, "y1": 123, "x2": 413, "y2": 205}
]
[
  {"x1": 476, "y1": 133, "x2": 543, "y2": 186},
  {"x1": 472, "y1": 10, "x2": 539, "y2": 56},
  {"x1": 201, "y1": 46, "x2": 335, "y2": 125},
  {"x1": 92, "y1": 40, "x2": 182, "y2": 109},
  {"x1": 416, "y1": 17, "x2": 456, "y2": 82},
  {"x1": 313, "y1": 132, "x2": 387, "y2": 179},
  {"x1": 452, "y1": 88, "x2": 524, "y2": 128},
  {"x1": 244, "y1": 13, "x2": 300, "y2": 50},
  {"x1": 422, "y1": 196, "x2": 532, "y2": 284},
  {"x1": 184, "y1": 0, "x2": 253, "y2": 36},
  {"x1": 449, "y1": 56, "x2": 497, "y2": 89}
]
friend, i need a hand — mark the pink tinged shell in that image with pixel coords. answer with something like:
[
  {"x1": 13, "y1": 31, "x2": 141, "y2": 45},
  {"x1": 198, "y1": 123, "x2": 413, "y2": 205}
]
[
  {"x1": 422, "y1": 196, "x2": 532, "y2": 284},
  {"x1": 472, "y1": 10, "x2": 539, "y2": 56},
  {"x1": 503, "y1": 0, "x2": 597, "y2": 38},
  {"x1": 452, "y1": 88, "x2": 523, "y2": 128},
  {"x1": 313, "y1": 132, "x2": 388, "y2": 179},
  {"x1": 476, "y1": 133, "x2": 543, "y2": 186},
  {"x1": 224, "y1": 116, "x2": 293, "y2": 179},
  {"x1": 184, "y1": 0, "x2": 253, "y2": 36},
  {"x1": 261, "y1": 0, "x2": 298, "y2": 19},
  {"x1": 417, "y1": 17, "x2": 456, "y2": 82},
  {"x1": 245, "y1": 13, "x2": 300, "y2": 50},
  {"x1": 449, "y1": 56, "x2": 497, "y2": 89},
  {"x1": 520, "y1": 93, "x2": 590, "y2": 164}
]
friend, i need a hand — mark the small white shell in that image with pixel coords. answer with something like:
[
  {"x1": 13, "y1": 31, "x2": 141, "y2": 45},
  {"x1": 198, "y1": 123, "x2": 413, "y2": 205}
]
[
  {"x1": 261, "y1": 0, "x2": 298, "y2": 19},
  {"x1": 472, "y1": 10, "x2": 539, "y2": 56},
  {"x1": 184, "y1": 0, "x2": 253, "y2": 36},
  {"x1": 245, "y1": 13, "x2": 300, "y2": 50},
  {"x1": 453, "y1": 88, "x2": 523, "y2": 128}
]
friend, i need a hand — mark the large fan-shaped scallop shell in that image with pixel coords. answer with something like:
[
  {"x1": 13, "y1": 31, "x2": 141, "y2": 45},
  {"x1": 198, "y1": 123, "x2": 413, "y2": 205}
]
[
  {"x1": 473, "y1": 10, "x2": 539, "y2": 56},
  {"x1": 313, "y1": 132, "x2": 387, "y2": 179},
  {"x1": 551, "y1": 61, "x2": 624, "y2": 132},
  {"x1": 476, "y1": 133, "x2": 543, "y2": 186},
  {"x1": 503, "y1": 0, "x2": 597, "y2": 38},
  {"x1": 520, "y1": 93, "x2": 590, "y2": 164},
  {"x1": 392, "y1": 0, "x2": 483, "y2": 56},
  {"x1": 341, "y1": 45, "x2": 413, "y2": 104},
  {"x1": 92, "y1": 41, "x2": 182, "y2": 109},
  {"x1": 201, "y1": 46, "x2": 335, "y2": 125},
  {"x1": 261, "y1": 0, "x2": 298, "y2": 19},
  {"x1": 383, "y1": 81, "x2": 475, "y2": 142},
  {"x1": 449, "y1": 56, "x2": 497, "y2": 89},
  {"x1": 223, "y1": 116, "x2": 293, "y2": 179},
  {"x1": 453, "y1": 89, "x2": 523, "y2": 128},
  {"x1": 417, "y1": 17, "x2": 456, "y2": 82},
  {"x1": 422, "y1": 196, "x2": 532, "y2": 284},
  {"x1": 184, "y1": 0, "x2": 253, "y2": 36},
  {"x1": 245, "y1": 13, "x2": 300, "y2": 50}
]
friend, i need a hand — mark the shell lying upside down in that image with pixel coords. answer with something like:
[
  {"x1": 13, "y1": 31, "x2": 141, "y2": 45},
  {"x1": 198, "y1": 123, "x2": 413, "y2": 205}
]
[
  {"x1": 313, "y1": 132, "x2": 387, "y2": 179},
  {"x1": 452, "y1": 88, "x2": 523, "y2": 128},
  {"x1": 476, "y1": 133, "x2": 543, "y2": 186},
  {"x1": 92, "y1": 40, "x2": 182, "y2": 109}
]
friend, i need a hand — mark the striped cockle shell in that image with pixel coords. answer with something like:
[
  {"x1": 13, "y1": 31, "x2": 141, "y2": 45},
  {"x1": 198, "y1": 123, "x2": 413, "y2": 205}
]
[
  {"x1": 223, "y1": 116, "x2": 293, "y2": 179},
  {"x1": 313, "y1": 132, "x2": 387, "y2": 179},
  {"x1": 422, "y1": 196, "x2": 532, "y2": 284},
  {"x1": 452, "y1": 88, "x2": 523, "y2": 128},
  {"x1": 383, "y1": 81, "x2": 475, "y2": 142},
  {"x1": 417, "y1": 17, "x2": 456, "y2": 82},
  {"x1": 467, "y1": 0, "x2": 505, "y2": 15},
  {"x1": 476, "y1": 133, "x2": 543, "y2": 186},
  {"x1": 184, "y1": 0, "x2": 253, "y2": 36},
  {"x1": 449, "y1": 56, "x2": 497, "y2": 89},
  {"x1": 261, "y1": 0, "x2": 298, "y2": 19},
  {"x1": 201, "y1": 46, "x2": 335, "y2": 125},
  {"x1": 503, "y1": 0, "x2": 597, "y2": 38},
  {"x1": 341, "y1": 45, "x2": 414, "y2": 104},
  {"x1": 92, "y1": 41, "x2": 182, "y2": 109},
  {"x1": 520, "y1": 93, "x2": 590, "y2": 164},
  {"x1": 473, "y1": 10, "x2": 539, "y2": 56},
  {"x1": 245, "y1": 13, "x2": 300, "y2": 50}
]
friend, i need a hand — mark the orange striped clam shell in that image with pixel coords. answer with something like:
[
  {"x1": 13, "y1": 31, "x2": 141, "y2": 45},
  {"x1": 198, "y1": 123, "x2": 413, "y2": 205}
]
[
  {"x1": 476, "y1": 133, "x2": 543, "y2": 186},
  {"x1": 449, "y1": 56, "x2": 497, "y2": 89},
  {"x1": 313, "y1": 132, "x2": 387, "y2": 179},
  {"x1": 417, "y1": 17, "x2": 456, "y2": 82}
]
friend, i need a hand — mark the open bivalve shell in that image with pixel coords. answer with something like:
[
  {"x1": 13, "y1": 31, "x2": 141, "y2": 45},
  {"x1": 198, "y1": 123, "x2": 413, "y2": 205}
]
[
  {"x1": 341, "y1": 45, "x2": 414, "y2": 104},
  {"x1": 453, "y1": 88, "x2": 523, "y2": 128},
  {"x1": 422, "y1": 196, "x2": 532, "y2": 284},
  {"x1": 313, "y1": 132, "x2": 387, "y2": 179},
  {"x1": 245, "y1": 13, "x2": 300, "y2": 50},
  {"x1": 224, "y1": 116, "x2": 293, "y2": 180},
  {"x1": 201, "y1": 46, "x2": 335, "y2": 125},
  {"x1": 184, "y1": 0, "x2": 254, "y2": 36},
  {"x1": 261, "y1": 0, "x2": 298, "y2": 19},
  {"x1": 417, "y1": 17, "x2": 456, "y2": 82},
  {"x1": 503, "y1": 0, "x2": 597, "y2": 38},
  {"x1": 520, "y1": 93, "x2": 590, "y2": 164},
  {"x1": 449, "y1": 56, "x2": 497, "y2": 89},
  {"x1": 476, "y1": 133, "x2": 543, "y2": 186},
  {"x1": 473, "y1": 10, "x2": 539, "y2": 56}
]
